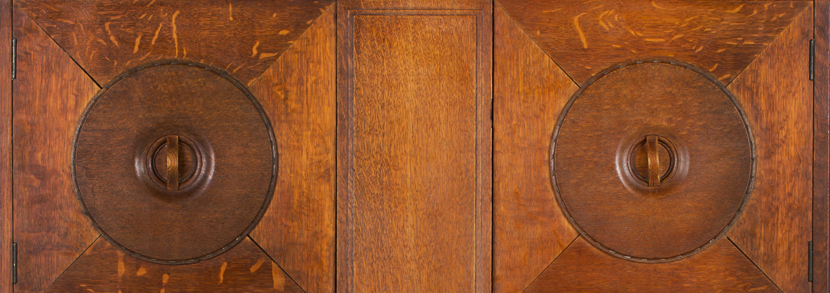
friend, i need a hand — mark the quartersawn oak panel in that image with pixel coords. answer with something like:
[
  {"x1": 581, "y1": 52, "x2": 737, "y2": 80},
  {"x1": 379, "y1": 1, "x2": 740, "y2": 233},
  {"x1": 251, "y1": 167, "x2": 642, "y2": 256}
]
[
  {"x1": 496, "y1": 0, "x2": 811, "y2": 85},
  {"x1": 12, "y1": 9, "x2": 100, "y2": 293},
  {"x1": 727, "y1": 7, "x2": 813, "y2": 293},
  {"x1": 814, "y1": 2, "x2": 830, "y2": 292},
  {"x1": 249, "y1": 4, "x2": 335, "y2": 293},
  {"x1": 493, "y1": 5, "x2": 578, "y2": 293},
  {"x1": 0, "y1": 0, "x2": 11, "y2": 292},
  {"x1": 17, "y1": 0, "x2": 332, "y2": 85},
  {"x1": 525, "y1": 237, "x2": 778, "y2": 292},
  {"x1": 337, "y1": 6, "x2": 492, "y2": 292},
  {"x1": 45, "y1": 238, "x2": 303, "y2": 292},
  {"x1": 354, "y1": 13, "x2": 475, "y2": 292}
]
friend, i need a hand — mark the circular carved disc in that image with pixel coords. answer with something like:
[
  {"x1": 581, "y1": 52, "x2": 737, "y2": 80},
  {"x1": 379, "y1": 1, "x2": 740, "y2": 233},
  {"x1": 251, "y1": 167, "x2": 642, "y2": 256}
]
[
  {"x1": 551, "y1": 60, "x2": 753, "y2": 262},
  {"x1": 73, "y1": 61, "x2": 277, "y2": 264}
]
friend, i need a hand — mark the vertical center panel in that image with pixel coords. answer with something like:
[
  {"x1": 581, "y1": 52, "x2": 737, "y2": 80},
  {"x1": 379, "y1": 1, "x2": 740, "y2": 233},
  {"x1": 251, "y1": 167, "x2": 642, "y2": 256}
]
[{"x1": 338, "y1": 6, "x2": 491, "y2": 293}]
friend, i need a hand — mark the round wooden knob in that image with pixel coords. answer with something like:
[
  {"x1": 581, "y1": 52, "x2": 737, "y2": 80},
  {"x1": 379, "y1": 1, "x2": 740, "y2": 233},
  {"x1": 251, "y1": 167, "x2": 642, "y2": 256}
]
[
  {"x1": 629, "y1": 135, "x2": 674, "y2": 187},
  {"x1": 165, "y1": 135, "x2": 179, "y2": 190}
]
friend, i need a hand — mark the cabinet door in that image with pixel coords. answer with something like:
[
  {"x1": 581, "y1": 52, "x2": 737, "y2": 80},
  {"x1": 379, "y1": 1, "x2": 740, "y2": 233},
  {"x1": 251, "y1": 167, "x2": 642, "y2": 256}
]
[
  {"x1": 8, "y1": 1, "x2": 336, "y2": 292},
  {"x1": 494, "y1": 1, "x2": 828, "y2": 292}
]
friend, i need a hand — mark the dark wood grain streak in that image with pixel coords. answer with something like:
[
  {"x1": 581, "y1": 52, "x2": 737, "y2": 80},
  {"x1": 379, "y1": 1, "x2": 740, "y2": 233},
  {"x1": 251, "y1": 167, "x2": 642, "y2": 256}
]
[
  {"x1": 814, "y1": 1, "x2": 830, "y2": 292},
  {"x1": 12, "y1": 8, "x2": 100, "y2": 293},
  {"x1": 525, "y1": 237, "x2": 779, "y2": 292},
  {"x1": 339, "y1": 0, "x2": 487, "y2": 10},
  {"x1": 493, "y1": 5, "x2": 578, "y2": 293},
  {"x1": 0, "y1": 0, "x2": 10, "y2": 291},
  {"x1": 45, "y1": 238, "x2": 303, "y2": 292},
  {"x1": 727, "y1": 8, "x2": 814, "y2": 293},
  {"x1": 496, "y1": 0, "x2": 811, "y2": 85},
  {"x1": 248, "y1": 4, "x2": 335, "y2": 293},
  {"x1": 17, "y1": 0, "x2": 332, "y2": 86},
  {"x1": 337, "y1": 3, "x2": 492, "y2": 292}
]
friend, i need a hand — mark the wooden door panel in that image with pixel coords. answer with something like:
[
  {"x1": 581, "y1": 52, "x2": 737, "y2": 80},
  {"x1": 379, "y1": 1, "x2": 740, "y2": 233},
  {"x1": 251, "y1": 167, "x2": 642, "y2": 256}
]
[
  {"x1": 248, "y1": 5, "x2": 336, "y2": 293},
  {"x1": 494, "y1": 0, "x2": 823, "y2": 292},
  {"x1": 10, "y1": 0, "x2": 336, "y2": 292},
  {"x1": 45, "y1": 238, "x2": 303, "y2": 292},
  {"x1": 492, "y1": 5, "x2": 579, "y2": 293},
  {"x1": 727, "y1": 9, "x2": 814, "y2": 293},
  {"x1": 16, "y1": 0, "x2": 332, "y2": 86},
  {"x1": 336, "y1": 1, "x2": 492, "y2": 291},
  {"x1": 496, "y1": 1, "x2": 811, "y2": 85},
  {"x1": 12, "y1": 9, "x2": 100, "y2": 293}
]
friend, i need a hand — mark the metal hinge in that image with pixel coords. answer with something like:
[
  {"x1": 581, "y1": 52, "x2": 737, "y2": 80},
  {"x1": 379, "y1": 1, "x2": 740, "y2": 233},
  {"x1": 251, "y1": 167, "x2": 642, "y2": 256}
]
[
  {"x1": 810, "y1": 39, "x2": 815, "y2": 81},
  {"x1": 12, "y1": 242, "x2": 17, "y2": 284},
  {"x1": 11, "y1": 38, "x2": 16, "y2": 80},
  {"x1": 808, "y1": 241, "x2": 813, "y2": 282}
]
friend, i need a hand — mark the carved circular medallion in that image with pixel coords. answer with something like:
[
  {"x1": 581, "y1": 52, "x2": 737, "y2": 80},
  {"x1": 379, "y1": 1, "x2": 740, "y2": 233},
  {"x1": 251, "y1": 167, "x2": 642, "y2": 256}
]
[
  {"x1": 73, "y1": 61, "x2": 277, "y2": 264},
  {"x1": 550, "y1": 60, "x2": 754, "y2": 262}
]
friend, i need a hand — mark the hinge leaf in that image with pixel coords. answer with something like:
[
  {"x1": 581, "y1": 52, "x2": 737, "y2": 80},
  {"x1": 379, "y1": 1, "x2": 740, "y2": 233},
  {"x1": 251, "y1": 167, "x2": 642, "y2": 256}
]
[{"x1": 808, "y1": 241, "x2": 813, "y2": 282}]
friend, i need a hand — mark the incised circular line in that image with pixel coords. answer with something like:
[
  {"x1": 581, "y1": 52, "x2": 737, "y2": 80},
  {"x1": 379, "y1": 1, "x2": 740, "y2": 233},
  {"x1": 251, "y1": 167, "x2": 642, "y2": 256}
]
[
  {"x1": 548, "y1": 59, "x2": 756, "y2": 263},
  {"x1": 71, "y1": 60, "x2": 279, "y2": 265}
]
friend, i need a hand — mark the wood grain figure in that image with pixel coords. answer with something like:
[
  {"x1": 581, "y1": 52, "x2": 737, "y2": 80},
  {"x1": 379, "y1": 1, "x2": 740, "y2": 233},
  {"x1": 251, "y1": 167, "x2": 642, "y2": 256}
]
[
  {"x1": 727, "y1": 7, "x2": 814, "y2": 293},
  {"x1": 0, "y1": 0, "x2": 825, "y2": 292},
  {"x1": 493, "y1": 5, "x2": 579, "y2": 293},
  {"x1": 16, "y1": 0, "x2": 333, "y2": 85},
  {"x1": 249, "y1": 4, "x2": 336, "y2": 293},
  {"x1": 12, "y1": 8, "x2": 100, "y2": 293},
  {"x1": 45, "y1": 238, "x2": 303, "y2": 292},
  {"x1": 337, "y1": 1, "x2": 492, "y2": 291},
  {"x1": 496, "y1": 0, "x2": 811, "y2": 85}
]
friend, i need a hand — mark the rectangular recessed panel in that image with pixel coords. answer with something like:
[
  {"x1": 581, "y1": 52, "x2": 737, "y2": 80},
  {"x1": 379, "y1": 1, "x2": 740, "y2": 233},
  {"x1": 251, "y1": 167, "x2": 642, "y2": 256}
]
[{"x1": 340, "y1": 13, "x2": 480, "y2": 292}]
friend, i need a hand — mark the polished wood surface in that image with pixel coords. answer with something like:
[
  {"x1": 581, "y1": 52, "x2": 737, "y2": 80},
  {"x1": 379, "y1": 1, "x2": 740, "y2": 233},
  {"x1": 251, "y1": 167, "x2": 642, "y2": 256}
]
[
  {"x1": 248, "y1": 5, "x2": 335, "y2": 293},
  {"x1": 727, "y1": 7, "x2": 814, "y2": 293},
  {"x1": 72, "y1": 61, "x2": 276, "y2": 264},
  {"x1": 497, "y1": 0, "x2": 811, "y2": 85},
  {"x1": 0, "y1": 0, "x2": 11, "y2": 292},
  {"x1": 16, "y1": 0, "x2": 333, "y2": 85},
  {"x1": 493, "y1": 5, "x2": 578, "y2": 293},
  {"x1": 554, "y1": 61, "x2": 753, "y2": 262},
  {"x1": 3, "y1": 0, "x2": 826, "y2": 291},
  {"x1": 45, "y1": 237, "x2": 303, "y2": 292},
  {"x1": 337, "y1": 1, "x2": 492, "y2": 291},
  {"x1": 814, "y1": 2, "x2": 830, "y2": 292},
  {"x1": 12, "y1": 8, "x2": 100, "y2": 293},
  {"x1": 525, "y1": 237, "x2": 778, "y2": 292}
]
